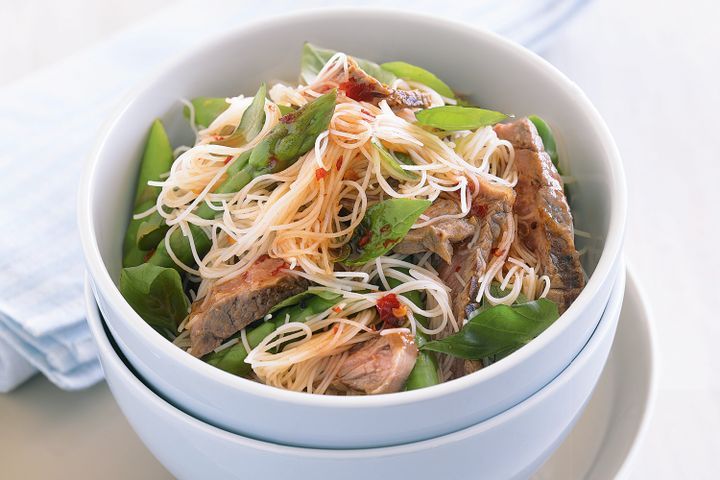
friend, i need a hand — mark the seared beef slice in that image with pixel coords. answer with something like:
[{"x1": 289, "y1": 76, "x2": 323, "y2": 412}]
[
  {"x1": 335, "y1": 332, "x2": 418, "y2": 394},
  {"x1": 189, "y1": 257, "x2": 309, "y2": 357},
  {"x1": 438, "y1": 179, "x2": 516, "y2": 324},
  {"x1": 494, "y1": 118, "x2": 585, "y2": 312},
  {"x1": 393, "y1": 199, "x2": 475, "y2": 263}
]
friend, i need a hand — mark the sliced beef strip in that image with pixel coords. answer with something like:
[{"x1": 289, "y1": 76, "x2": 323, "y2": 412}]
[
  {"x1": 438, "y1": 179, "x2": 516, "y2": 325},
  {"x1": 438, "y1": 179, "x2": 515, "y2": 379},
  {"x1": 393, "y1": 199, "x2": 476, "y2": 263},
  {"x1": 189, "y1": 256, "x2": 309, "y2": 357},
  {"x1": 334, "y1": 331, "x2": 418, "y2": 394},
  {"x1": 340, "y1": 58, "x2": 432, "y2": 109},
  {"x1": 494, "y1": 118, "x2": 585, "y2": 312}
]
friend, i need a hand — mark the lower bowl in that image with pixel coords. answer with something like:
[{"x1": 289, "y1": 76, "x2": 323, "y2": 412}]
[{"x1": 84, "y1": 266, "x2": 625, "y2": 480}]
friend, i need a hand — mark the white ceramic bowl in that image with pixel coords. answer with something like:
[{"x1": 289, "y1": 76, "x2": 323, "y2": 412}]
[
  {"x1": 78, "y1": 9, "x2": 626, "y2": 448},
  {"x1": 86, "y1": 266, "x2": 625, "y2": 480}
]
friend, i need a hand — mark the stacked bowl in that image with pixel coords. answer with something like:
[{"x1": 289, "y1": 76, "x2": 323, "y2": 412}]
[{"x1": 78, "y1": 9, "x2": 626, "y2": 479}]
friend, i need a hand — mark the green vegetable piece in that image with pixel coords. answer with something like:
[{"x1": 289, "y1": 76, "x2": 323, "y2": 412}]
[
  {"x1": 301, "y1": 43, "x2": 396, "y2": 85},
  {"x1": 271, "y1": 294, "x2": 340, "y2": 326},
  {"x1": 146, "y1": 222, "x2": 213, "y2": 271},
  {"x1": 132, "y1": 119, "x2": 174, "y2": 210},
  {"x1": 380, "y1": 61, "x2": 455, "y2": 99},
  {"x1": 385, "y1": 275, "x2": 439, "y2": 390},
  {"x1": 204, "y1": 291, "x2": 340, "y2": 376},
  {"x1": 269, "y1": 289, "x2": 342, "y2": 314},
  {"x1": 183, "y1": 97, "x2": 229, "y2": 129},
  {"x1": 122, "y1": 120, "x2": 174, "y2": 266},
  {"x1": 421, "y1": 299, "x2": 559, "y2": 360},
  {"x1": 371, "y1": 138, "x2": 419, "y2": 182},
  {"x1": 204, "y1": 322, "x2": 276, "y2": 376},
  {"x1": 529, "y1": 115, "x2": 559, "y2": 168},
  {"x1": 247, "y1": 89, "x2": 337, "y2": 171},
  {"x1": 147, "y1": 91, "x2": 337, "y2": 271},
  {"x1": 122, "y1": 200, "x2": 155, "y2": 268},
  {"x1": 343, "y1": 198, "x2": 431, "y2": 267},
  {"x1": 415, "y1": 106, "x2": 508, "y2": 131},
  {"x1": 119, "y1": 264, "x2": 190, "y2": 340},
  {"x1": 135, "y1": 210, "x2": 170, "y2": 251},
  {"x1": 406, "y1": 340, "x2": 440, "y2": 390},
  {"x1": 214, "y1": 84, "x2": 267, "y2": 148}
]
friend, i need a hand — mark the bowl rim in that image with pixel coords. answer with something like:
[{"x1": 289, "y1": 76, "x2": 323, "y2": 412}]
[
  {"x1": 78, "y1": 6, "x2": 627, "y2": 408},
  {"x1": 85, "y1": 265, "x2": 624, "y2": 455}
]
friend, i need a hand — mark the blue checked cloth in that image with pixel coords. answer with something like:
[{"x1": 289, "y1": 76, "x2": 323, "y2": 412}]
[{"x1": 0, "y1": 0, "x2": 587, "y2": 392}]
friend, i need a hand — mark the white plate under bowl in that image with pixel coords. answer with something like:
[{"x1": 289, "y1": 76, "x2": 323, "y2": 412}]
[
  {"x1": 79, "y1": 7, "x2": 626, "y2": 449},
  {"x1": 84, "y1": 265, "x2": 625, "y2": 480},
  {"x1": 533, "y1": 268, "x2": 655, "y2": 479}
]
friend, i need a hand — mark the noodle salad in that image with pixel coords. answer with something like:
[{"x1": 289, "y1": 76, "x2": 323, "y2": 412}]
[{"x1": 119, "y1": 44, "x2": 585, "y2": 395}]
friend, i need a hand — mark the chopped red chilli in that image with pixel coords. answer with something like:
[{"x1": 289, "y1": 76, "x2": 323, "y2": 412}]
[
  {"x1": 358, "y1": 230, "x2": 373, "y2": 247},
  {"x1": 376, "y1": 293, "x2": 405, "y2": 329},
  {"x1": 315, "y1": 168, "x2": 329, "y2": 181}
]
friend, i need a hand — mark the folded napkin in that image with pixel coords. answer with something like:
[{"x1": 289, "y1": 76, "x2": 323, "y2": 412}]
[
  {"x1": 0, "y1": 0, "x2": 586, "y2": 392},
  {"x1": 0, "y1": 337, "x2": 36, "y2": 392}
]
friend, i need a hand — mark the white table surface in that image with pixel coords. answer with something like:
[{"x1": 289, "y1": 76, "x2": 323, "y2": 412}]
[{"x1": 1, "y1": 0, "x2": 718, "y2": 478}]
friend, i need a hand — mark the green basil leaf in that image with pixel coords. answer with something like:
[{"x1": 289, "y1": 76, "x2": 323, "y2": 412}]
[
  {"x1": 380, "y1": 61, "x2": 455, "y2": 99},
  {"x1": 529, "y1": 115, "x2": 559, "y2": 168},
  {"x1": 415, "y1": 106, "x2": 508, "y2": 131},
  {"x1": 119, "y1": 264, "x2": 190, "y2": 340},
  {"x1": 183, "y1": 97, "x2": 229, "y2": 129},
  {"x1": 343, "y1": 198, "x2": 431, "y2": 266},
  {"x1": 301, "y1": 43, "x2": 396, "y2": 85},
  {"x1": 421, "y1": 298, "x2": 559, "y2": 360},
  {"x1": 215, "y1": 84, "x2": 267, "y2": 148},
  {"x1": 268, "y1": 289, "x2": 342, "y2": 314},
  {"x1": 300, "y1": 43, "x2": 333, "y2": 84},
  {"x1": 461, "y1": 282, "x2": 530, "y2": 323},
  {"x1": 371, "y1": 138, "x2": 419, "y2": 182}
]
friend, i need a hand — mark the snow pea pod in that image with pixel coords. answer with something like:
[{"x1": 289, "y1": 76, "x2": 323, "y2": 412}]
[{"x1": 122, "y1": 120, "x2": 173, "y2": 267}]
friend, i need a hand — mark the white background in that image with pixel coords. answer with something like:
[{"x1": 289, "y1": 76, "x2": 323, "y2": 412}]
[{"x1": 1, "y1": 0, "x2": 719, "y2": 477}]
